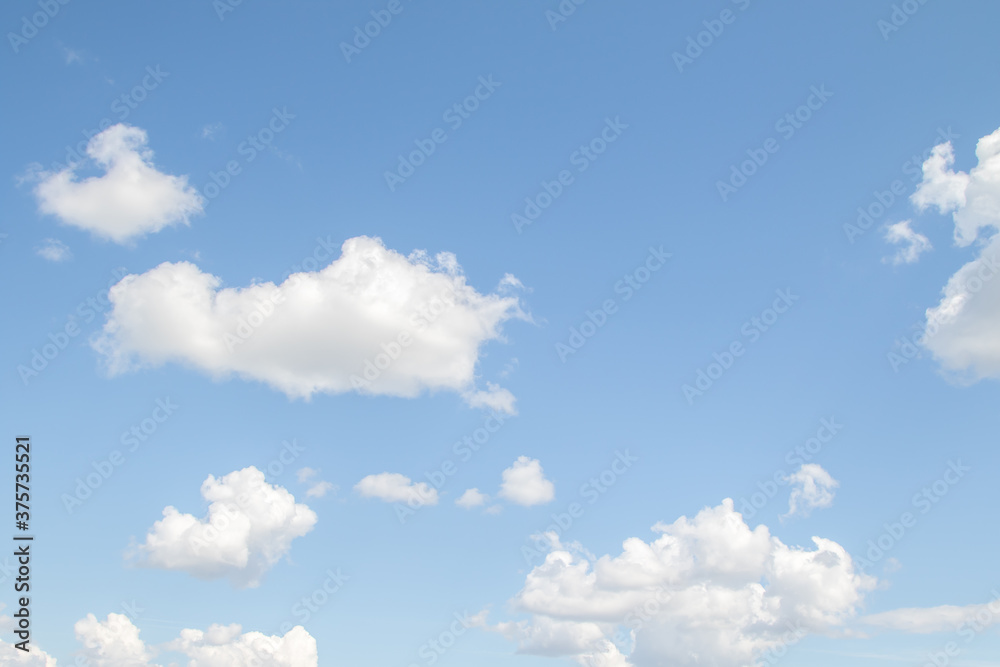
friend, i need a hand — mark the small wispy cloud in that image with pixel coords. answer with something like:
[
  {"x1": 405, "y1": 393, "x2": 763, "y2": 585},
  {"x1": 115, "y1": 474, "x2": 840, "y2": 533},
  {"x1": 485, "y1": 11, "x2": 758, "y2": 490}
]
[
  {"x1": 37, "y1": 238, "x2": 71, "y2": 262},
  {"x1": 883, "y1": 220, "x2": 932, "y2": 265}
]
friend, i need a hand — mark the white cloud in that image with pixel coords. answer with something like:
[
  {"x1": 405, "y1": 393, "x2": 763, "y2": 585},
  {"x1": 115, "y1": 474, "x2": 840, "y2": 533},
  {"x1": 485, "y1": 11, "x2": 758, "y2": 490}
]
[
  {"x1": 909, "y1": 127, "x2": 1000, "y2": 380},
  {"x1": 783, "y1": 463, "x2": 839, "y2": 519},
  {"x1": 165, "y1": 623, "x2": 318, "y2": 667},
  {"x1": 491, "y1": 499, "x2": 876, "y2": 667},
  {"x1": 296, "y1": 467, "x2": 335, "y2": 498},
  {"x1": 912, "y1": 129, "x2": 1000, "y2": 246},
  {"x1": 0, "y1": 604, "x2": 58, "y2": 665},
  {"x1": 355, "y1": 472, "x2": 438, "y2": 506},
  {"x1": 456, "y1": 488, "x2": 489, "y2": 509},
  {"x1": 71, "y1": 613, "x2": 318, "y2": 667},
  {"x1": 883, "y1": 220, "x2": 931, "y2": 265},
  {"x1": 75, "y1": 612, "x2": 160, "y2": 666},
  {"x1": 36, "y1": 237, "x2": 71, "y2": 262},
  {"x1": 297, "y1": 466, "x2": 319, "y2": 483},
  {"x1": 306, "y1": 481, "x2": 335, "y2": 498},
  {"x1": 0, "y1": 642, "x2": 57, "y2": 666},
  {"x1": 499, "y1": 456, "x2": 555, "y2": 507},
  {"x1": 862, "y1": 601, "x2": 1000, "y2": 634},
  {"x1": 464, "y1": 382, "x2": 518, "y2": 415},
  {"x1": 93, "y1": 236, "x2": 525, "y2": 412},
  {"x1": 131, "y1": 466, "x2": 317, "y2": 588},
  {"x1": 30, "y1": 124, "x2": 203, "y2": 244}
]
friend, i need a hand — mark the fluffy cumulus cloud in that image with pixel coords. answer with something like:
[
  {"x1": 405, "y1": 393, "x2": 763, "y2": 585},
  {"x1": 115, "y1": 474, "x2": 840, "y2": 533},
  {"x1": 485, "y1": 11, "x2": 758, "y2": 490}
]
[
  {"x1": 491, "y1": 499, "x2": 877, "y2": 667},
  {"x1": 883, "y1": 220, "x2": 931, "y2": 265},
  {"x1": 131, "y1": 466, "x2": 317, "y2": 588},
  {"x1": 93, "y1": 236, "x2": 525, "y2": 412},
  {"x1": 29, "y1": 124, "x2": 203, "y2": 243},
  {"x1": 499, "y1": 456, "x2": 555, "y2": 507},
  {"x1": 71, "y1": 613, "x2": 318, "y2": 667},
  {"x1": 75, "y1": 612, "x2": 159, "y2": 666},
  {"x1": 910, "y1": 127, "x2": 1000, "y2": 380},
  {"x1": 783, "y1": 463, "x2": 839, "y2": 519},
  {"x1": 355, "y1": 472, "x2": 438, "y2": 506},
  {"x1": 165, "y1": 623, "x2": 318, "y2": 666}
]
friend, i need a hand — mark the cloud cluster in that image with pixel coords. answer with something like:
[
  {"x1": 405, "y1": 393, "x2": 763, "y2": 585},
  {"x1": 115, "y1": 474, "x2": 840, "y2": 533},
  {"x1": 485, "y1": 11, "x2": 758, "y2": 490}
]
[
  {"x1": 70, "y1": 613, "x2": 318, "y2": 666},
  {"x1": 30, "y1": 124, "x2": 203, "y2": 243},
  {"x1": 94, "y1": 235, "x2": 525, "y2": 411},
  {"x1": 910, "y1": 126, "x2": 1000, "y2": 380},
  {"x1": 491, "y1": 499, "x2": 876, "y2": 667},
  {"x1": 131, "y1": 466, "x2": 317, "y2": 588}
]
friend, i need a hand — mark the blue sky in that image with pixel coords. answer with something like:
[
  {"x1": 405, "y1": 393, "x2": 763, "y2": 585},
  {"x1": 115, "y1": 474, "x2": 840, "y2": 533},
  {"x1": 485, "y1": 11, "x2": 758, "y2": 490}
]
[{"x1": 3, "y1": 1, "x2": 1000, "y2": 665}]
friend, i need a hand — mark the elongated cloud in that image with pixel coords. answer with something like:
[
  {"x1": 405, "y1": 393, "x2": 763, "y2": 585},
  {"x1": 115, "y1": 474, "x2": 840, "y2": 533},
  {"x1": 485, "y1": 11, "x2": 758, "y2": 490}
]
[
  {"x1": 94, "y1": 236, "x2": 525, "y2": 412},
  {"x1": 355, "y1": 472, "x2": 438, "y2": 506},
  {"x1": 131, "y1": 466, "x2": 317, "y2": 588},
  {"x1": 71, "y1": 613, "x2": 318, "y2": 667},
  {"x1": 30, "y1": 124, "x2": 203, "y2": 243}
]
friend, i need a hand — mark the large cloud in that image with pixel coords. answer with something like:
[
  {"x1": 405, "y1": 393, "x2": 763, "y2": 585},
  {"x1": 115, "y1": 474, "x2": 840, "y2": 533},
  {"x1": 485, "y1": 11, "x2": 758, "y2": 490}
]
[
  {"x1": 910, "y1": 126, "x2": 1000, "y2": 380},
  {"x1": 93, "y1": 236, "x2": 525, "y2": 412},
  {"x1": 130, "y1": 466, "x2": 317, "y2": 588},
  {"x1": 491, "y1": 499, "x2": 876, "y2": 667},
  {"x1": 30, "y1": 124, "x2": 203, "y2": 243},
  {"x1": 73, "y1": 613, "x2": 317, "y2": 667}
]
